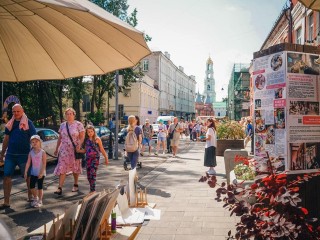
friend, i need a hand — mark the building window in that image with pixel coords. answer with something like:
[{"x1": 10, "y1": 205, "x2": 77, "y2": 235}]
[
  {"x1": 143, "y1": 59, "x2": 149, "y2": 71},
  {"x1": 309, "y1": 13, "x2": 314, "y2": 41},
  {"x1": 296, "y1": 27, "x2": 302, "y2": 44}
]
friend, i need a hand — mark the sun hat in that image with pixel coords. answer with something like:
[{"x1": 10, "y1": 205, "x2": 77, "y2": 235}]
[{"x1": 30, "y1": 135, "x2": 41, "y2": 142}]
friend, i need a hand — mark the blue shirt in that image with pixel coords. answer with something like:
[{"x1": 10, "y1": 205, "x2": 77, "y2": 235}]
[
  {"x1": 246, "y1": 123, "x2": 253, "y2": 136},
  {"x1": 5, "y1": 120, "x2": 36, "y2": 155}
]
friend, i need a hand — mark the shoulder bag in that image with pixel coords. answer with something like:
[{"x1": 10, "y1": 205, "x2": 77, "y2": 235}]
[
  {"x1": 66, "y1": 123, "x2": 84, "y2": 160},
  {"x1": 169, "y1": 123, "x2": 178, "y2": 139}
]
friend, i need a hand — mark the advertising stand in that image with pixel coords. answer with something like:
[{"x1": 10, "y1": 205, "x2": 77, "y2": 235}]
[{"x1": 253, "y1": 43, "x2": 320, "y2": 216}]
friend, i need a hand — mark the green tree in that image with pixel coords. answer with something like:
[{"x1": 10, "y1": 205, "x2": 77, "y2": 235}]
[{"x1": 89, "y1": 0, "x2": 150, "y2": 118}]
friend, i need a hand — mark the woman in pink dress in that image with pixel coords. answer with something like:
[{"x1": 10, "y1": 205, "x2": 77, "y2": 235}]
[{"x1": 53, "y1": 108, "x2": 85, "y2": 195}]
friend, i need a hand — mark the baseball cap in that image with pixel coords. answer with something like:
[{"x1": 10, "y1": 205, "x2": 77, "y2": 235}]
[
  {"x1": 30, "y1": 135, "x2": 41, "y2": 142},
  {"x1": 145, "y1": 119, "x2": 150, "y2": 123}
]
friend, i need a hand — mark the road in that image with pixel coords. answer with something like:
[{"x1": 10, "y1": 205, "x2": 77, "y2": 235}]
[{"x1": 0, "y1": 138, "x2": 193, "y2": 239}]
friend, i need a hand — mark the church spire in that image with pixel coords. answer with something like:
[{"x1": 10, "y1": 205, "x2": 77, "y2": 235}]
[{"x1": 203, "y1": 56, "x2": 216, "y2": 103}]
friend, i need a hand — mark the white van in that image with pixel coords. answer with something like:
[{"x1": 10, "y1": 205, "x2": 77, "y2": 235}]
[{"x1": 156, "y1": 116, "x2": 174, "y2": 125}]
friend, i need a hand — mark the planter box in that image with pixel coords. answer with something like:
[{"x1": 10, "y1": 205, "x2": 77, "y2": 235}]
[
  {"x1": 216, "y1": 139, "x2": 244, "y2": 156},
  {"x1": 224, "y1": 149, "x2": 248, "y2": 184},
  {"x1": 230, "y1": 170, "x2": 256, "y2": 204}
]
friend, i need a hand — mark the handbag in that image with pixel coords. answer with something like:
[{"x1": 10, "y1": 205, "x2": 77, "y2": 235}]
[
  {"x1": 66, "y1": 123, "x2": 84, "y2": 160},
  {"x1": 169, "y1": 123, "x2": 178, "y2": 139}
]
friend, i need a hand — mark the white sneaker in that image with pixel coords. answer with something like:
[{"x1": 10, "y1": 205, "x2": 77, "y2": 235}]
[
  {"x1": 207, "y1": 169, "x2": 216, "y2": 175},
  {"x1": 162, "y1": 151, "x2": 165, "y2": 155},
  {"x1": 30, "y1": 197, "x2": 39, "y2": 207},
  {"x1": 34, "y1": 201, "x2": 43, "y2": 208}
]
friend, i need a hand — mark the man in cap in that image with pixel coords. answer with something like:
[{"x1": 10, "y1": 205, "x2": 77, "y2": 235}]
[{"x1": 141, "y1": 119, "x2": 153, "y2": 156}]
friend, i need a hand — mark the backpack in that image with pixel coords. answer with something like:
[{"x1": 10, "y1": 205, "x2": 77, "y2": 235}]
[{"x1": 125, "y1": 127, "x2": 138, "y2": 152}]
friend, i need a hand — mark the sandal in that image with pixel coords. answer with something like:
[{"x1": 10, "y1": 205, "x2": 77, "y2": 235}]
[
  {"x1": 72, "y1": 184, "x2": 79, "y2": 192},
  {"x1": 54, "y1": 187, "x2": 62, "y2": 196}
]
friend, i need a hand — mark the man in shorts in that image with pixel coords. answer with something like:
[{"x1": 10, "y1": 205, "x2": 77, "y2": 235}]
[
  {"x1": 168, "y1": 117, "x2": 183, "y2": 157},
  {"x1": 0, "y1": 104, "x2": 36, "y2": 210},
  {"x1": 141, "y1": 119, "x2": 153, "y2": 156}
]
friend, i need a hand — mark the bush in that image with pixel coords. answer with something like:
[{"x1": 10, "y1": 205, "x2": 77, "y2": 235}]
[
  {"x1": 199, "y1": 153, "x2": 320, "y2": 239},
  {"x1": 216, "y1": 121, "x2": 246, "y2": 140},
  {"x1": 87, "y1": 111, "x2": 105, "y2": 126}
]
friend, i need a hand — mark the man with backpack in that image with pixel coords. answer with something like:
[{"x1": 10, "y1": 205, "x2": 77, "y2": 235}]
[{"x1": 141, "y1": 119, "x2": 153, "y2": 156}]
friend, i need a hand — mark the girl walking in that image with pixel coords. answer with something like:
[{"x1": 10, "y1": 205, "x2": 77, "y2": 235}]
[
  {"x1": 24, "y1": 135, "x2": 46, "y2": 208},
  {"x1": 155, "y1": 120, "x2": 167, "y2": 155},
  {"x1": 203, "y1": 118, "x2": 217, "y2": 175},
  {"x1": 81, "y1": 125, "x2": 109, "y2": 193}
]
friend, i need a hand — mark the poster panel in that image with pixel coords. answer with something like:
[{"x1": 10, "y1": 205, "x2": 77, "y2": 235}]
[
  {"x1": 253, "y1": 52, "x2": 286, "y2": 168},
  {"x1": 286, "y1": 51, "x2": 320, "y2": 173}
]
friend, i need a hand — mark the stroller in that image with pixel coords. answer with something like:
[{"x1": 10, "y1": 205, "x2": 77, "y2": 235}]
[{"x1": 123, "y1": 149, "x2": 142, "y2": 171}]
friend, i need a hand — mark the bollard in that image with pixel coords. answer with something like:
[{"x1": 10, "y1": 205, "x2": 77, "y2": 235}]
[{"x1": 108, "y1": 133, "x2": 113, "y2": 159}]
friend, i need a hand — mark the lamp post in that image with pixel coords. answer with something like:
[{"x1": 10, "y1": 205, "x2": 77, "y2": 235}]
[{"x1": 221, "y1": 87, "x2": 228, "y2": 117}]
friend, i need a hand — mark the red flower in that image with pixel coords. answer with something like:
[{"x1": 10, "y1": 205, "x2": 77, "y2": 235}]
[
  {"x1": 301, "y1": 207, "x2": 308, "y2": 215},
  {"x1": 251, "y1": 183, "x2": 258, "y2": 190}
]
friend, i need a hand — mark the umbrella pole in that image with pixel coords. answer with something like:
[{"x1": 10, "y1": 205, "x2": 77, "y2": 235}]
[{"x1": 114, "y1": 71, "x2": 119, "y2": 160}]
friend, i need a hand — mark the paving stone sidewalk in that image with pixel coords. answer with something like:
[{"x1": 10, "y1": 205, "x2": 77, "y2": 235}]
[{"x1": 136, "y1": 139, "x2": 242, "y2": 240}]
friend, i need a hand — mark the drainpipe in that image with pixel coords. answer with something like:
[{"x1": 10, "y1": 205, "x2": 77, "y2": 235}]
[{"x1": 288, "y1": 0, "x2": 293, "y2": 43}]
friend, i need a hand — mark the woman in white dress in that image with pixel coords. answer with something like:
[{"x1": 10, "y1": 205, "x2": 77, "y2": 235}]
[{"x1": 203, "y1": 118, "x2": 217, "y2": 175}]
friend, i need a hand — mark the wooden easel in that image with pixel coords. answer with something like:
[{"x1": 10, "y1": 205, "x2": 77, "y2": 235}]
[{"x1": 135, "y1": 187, "x2": 148, "y2": 207}]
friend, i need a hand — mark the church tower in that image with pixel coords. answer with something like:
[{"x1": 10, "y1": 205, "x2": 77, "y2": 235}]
[{"x1": 203, "y1": 57, "x2": 216, "y2": 103}]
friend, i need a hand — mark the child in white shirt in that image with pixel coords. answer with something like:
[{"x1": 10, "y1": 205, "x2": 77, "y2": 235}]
[{"x1": 24, "y1": 135, "x2": 46, "y2": 208}]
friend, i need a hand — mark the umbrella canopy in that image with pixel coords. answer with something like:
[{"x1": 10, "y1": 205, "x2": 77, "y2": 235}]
[
  {"x1": 299, "y1": 0, "x2": 320, "y2": 11},
  {"x1": 0, "y1": 0, "x2": 151, "y2": 82}
]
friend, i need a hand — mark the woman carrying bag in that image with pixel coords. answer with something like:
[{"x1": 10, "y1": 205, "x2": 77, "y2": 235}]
[
  {"x1": 203, "y1": 118, "x2": 217, "y2": 175},
  {"x1": 53, "y1": 108, "x2": 85, "y2": 195}
]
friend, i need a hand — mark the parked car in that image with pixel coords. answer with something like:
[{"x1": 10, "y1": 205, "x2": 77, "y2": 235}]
[
  {"x1": 94, "y1": 126, "x2": 114, "y2": 148},
  {"x1": 0, "y1": 128, "x2": 59, "y2": 168},
  {"x1": 36, "y1": 128, "x2": 59, "y2": 162},
  {"x1": 118, "y1": 127, "x2": 127, "y2": 144},
  {"x1": 151, "y1": 124, "x2": 159, "y2": 140}
]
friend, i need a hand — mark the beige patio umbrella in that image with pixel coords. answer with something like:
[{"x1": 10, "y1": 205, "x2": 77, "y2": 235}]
[
  {"x1": 0, "y1": 0, "x2": 151, "y2": 82},
  {"x1": 299, "y1": 0, "x2": 320, "y2": 11}
]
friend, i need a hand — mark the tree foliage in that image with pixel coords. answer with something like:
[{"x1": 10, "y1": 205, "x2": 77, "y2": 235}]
[{"x1": 1, "y1": 0, "x2": 150, "y2": 126}]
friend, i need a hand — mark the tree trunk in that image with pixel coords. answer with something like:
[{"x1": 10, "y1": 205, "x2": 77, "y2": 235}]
[{"x1": 91, "y1": 76, "x2": 98, "y2": 114}]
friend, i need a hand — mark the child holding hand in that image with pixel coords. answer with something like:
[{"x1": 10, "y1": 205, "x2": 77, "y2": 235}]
[
  {"x1": 80, "y1": 125, "x2": 108, "y2": 193},
  {"x1": 24, "y1": 135, "x2": 46, "y2": 208}
]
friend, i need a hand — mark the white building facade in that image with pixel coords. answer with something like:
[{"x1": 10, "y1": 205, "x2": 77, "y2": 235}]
[
  {"x1": 141, "y1": 51, "x2": 196, "y2": 120},
  {"x1": 109, "y1": 74, "x2": 159, "y2": 124}
]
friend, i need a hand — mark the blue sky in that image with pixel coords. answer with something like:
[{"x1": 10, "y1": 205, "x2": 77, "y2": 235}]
[{"x1": 128, "y1": 0, "x2": 288, "y2": 101}]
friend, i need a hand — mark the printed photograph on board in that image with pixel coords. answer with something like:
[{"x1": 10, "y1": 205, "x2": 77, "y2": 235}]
[
  {"x1": 287, "y1": 52, "x2": 320, "y2": 75},
  {"x1": 274, "y1": 108, "x2": 285, "y2": 129},
  {"x1": 255, "y1": 99, "x2": 262, "y2": 109},
  {"x1": 289, "y1": 142, "x2": 320, "y2": 170},
  {"x1": 289, "y1": 101, "x2": 319, "y2": 115},
  {"x1": 265, "y1": 125, "x2": 275, "y2": 144},
  {"x1": 270, "y1": 53, "x2": 283, "y2": 71},
  {"x1": 255, "y1": 74, "x2": 266, "y2": 90},
  {"x1": 255, "y1": 110, "x2": 268, "y2": 133},
  {"x1": 275, "y1": 88, "x2": 284, "y2": 99},
  {"x1": 255, "y1": 134, "x2": 266, "y2": 155}
]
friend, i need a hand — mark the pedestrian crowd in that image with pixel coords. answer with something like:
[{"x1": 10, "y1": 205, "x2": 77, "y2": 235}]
[{"x1": 0, "y1": 106, "x2": 221, "y2": 210}]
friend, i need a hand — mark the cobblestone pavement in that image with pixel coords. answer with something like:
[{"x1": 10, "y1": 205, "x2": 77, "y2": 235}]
[{"x1": 0, "y1": 138, "x2": 248, "y2": 239}]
